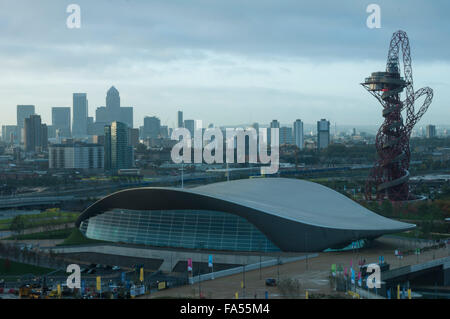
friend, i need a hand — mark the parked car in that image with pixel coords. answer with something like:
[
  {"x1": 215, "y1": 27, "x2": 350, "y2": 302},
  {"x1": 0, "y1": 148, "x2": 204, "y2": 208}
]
[{"x1": 265, "y1": 278, "x2": 276, "y2": 287}]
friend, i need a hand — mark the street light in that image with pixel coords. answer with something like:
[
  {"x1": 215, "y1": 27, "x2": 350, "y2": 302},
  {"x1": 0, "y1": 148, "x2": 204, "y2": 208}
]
[
  {"x1": 258, "y1": 240, "x2": 262, "y2": 280},
  {"x1": 198, "y1": 242, "x2": 204, "y2": 298}
]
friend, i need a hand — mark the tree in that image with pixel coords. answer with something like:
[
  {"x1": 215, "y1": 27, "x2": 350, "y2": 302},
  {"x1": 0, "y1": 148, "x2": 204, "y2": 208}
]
[
  {"x1": 136, "y1": 143, "x2": 147, "y2": 154},
  {"x1": 10, "y1": 215, "x2": 26, "y2": 239},
  {"x1": 4, "y1": 258, "x2": 11, "y2": 272},
  {"x1": 380, "y1": 200, "x2": 394, "y2": 217}
]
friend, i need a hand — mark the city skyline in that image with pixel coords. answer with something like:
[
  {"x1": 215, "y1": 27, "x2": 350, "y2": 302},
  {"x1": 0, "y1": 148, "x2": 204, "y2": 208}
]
[
  {"x1": 3, "y1": 97, "x2": 450, "y2": 143},
  {"x1": 0, "y1": 1, "x2": 449, "y2": 128}
]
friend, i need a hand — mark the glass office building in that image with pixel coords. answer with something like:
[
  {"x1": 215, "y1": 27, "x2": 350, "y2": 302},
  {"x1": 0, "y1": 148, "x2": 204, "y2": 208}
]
[{"x1": 79, "y1": 209, "x2": 280, "y2": 252}]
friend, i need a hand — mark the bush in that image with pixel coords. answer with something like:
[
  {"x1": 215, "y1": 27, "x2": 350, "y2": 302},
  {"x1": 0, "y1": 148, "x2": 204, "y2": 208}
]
[{"x1": 277, "y1": 278, "x2": 302, "y2": 298}]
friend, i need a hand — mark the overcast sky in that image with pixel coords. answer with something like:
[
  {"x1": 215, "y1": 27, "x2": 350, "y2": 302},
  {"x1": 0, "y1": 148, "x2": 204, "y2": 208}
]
[{"x1": 0, "y1": 0, "x2": 449, "y2": 129}]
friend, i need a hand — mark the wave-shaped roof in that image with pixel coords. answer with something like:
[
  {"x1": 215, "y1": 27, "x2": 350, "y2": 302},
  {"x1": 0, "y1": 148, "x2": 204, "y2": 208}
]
[
  {"x1": 190, "y1": 178, "x2": 412, "y2": 231},
  {"x1": 76, "y1": 178, "x2": 415, "y2": 251}
]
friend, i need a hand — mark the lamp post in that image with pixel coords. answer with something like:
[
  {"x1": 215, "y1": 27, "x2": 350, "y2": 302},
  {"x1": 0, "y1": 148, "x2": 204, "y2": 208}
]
[
  {"x1": 258, "y1": 240, "x2": 262, "y2": 280},
  {"x1": 277, "y1": 255, "x2": 280, "y2": 283},
  {"x1": 181, "y1": 163, "x2": 184, "y2": 188},
  {"x1": 198, "y1": 242, "x2": 204, "y2": 298},
  {"x1": 243, "y1": 263, "x2": 246, "y2": 299}
]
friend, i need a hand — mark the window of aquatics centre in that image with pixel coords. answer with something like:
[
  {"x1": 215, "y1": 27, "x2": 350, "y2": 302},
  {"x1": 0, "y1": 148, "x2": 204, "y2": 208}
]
[{"x1": 79, "y1": 209, "x2": 280, "y2": 252}]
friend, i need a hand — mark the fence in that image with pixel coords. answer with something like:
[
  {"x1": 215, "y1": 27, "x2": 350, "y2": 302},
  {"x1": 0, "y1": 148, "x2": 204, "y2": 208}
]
[{"x1": 188, "y1": 253, "x2": 318, "y2": 284}]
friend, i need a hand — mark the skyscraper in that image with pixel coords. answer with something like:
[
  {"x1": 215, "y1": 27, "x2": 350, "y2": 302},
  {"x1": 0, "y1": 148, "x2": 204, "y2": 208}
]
[
  {"x1": 106, "y1": 86, "x2": 120, "y2": 110},
  {"x1": 52, "y1": 107, "x2": 71, "y2": 138},
  {"x1": 317, "y1": 119, "x2": 330, "y2": 150},
  {"x1": 293, "y1": 119, "x2": 304, "y2": 150},
  {"x1": 184, "y1": 119, "x2": 195, "y2": 137},
  {"x1": 72, "y1": 93, "x2": 88, "y2": 138},
  {"x1": 24, "y1": 115, "x2": 47, "y2": 152},
  {"x1": 178, "y1": 111, "x2": 183, "y2": 128},
  {"x1": 268, "y1": 120, "x2": 280, "y2": 145},
  {"x1": 160, "y1": 125, "x2": 169, "y2": 139},
  {"x1": 120, "y1": 107, "x2": 133, "y2": 128},
  {"x1": 104, "y1": 121, "x2": 133, "y2": 172},
  {"x1": 128, "y1": 128, "x2": 140, "y2": 147},
  {"x1": 1, "y1": 125, "x2": 19, "y2": 144},
  {"x1": 426, "y1": 125, "x2": 436, "y2": 138},
  {"x1": 280, "y1": 127, "x2": 294, "y2": 145},
  {"x1": 95, "y1": 86, "x2": 133, "y2": 128},
  {"x1": 17, "y1": 105, "x2": 35, "y2": 143},
  {"x1": 143, "y1": 116, "x2": 161, "y2": 139}
]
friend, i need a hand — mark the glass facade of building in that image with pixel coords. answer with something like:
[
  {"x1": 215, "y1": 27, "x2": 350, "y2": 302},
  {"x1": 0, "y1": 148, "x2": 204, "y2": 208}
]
[{"x1": 79, "y1": 209, "x2": 280, "y2": 252}]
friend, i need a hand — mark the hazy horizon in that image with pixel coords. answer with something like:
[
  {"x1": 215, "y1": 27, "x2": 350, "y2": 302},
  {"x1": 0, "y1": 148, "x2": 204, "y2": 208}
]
[{"x1": 0, "y1": 0, "x2": 449, "y2": 129}]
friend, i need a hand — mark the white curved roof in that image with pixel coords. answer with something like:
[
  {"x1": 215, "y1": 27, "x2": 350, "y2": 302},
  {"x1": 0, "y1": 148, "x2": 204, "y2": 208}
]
[{"x1": 189, "y1": 178, "x2": 414, "y2": 231}]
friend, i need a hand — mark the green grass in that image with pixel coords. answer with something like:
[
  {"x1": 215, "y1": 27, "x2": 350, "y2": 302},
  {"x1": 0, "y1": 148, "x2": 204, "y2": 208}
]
[
  {"x1": 59, "y1": 228, "x2": 106, "y2": 246},
  {"x1": 392, "y1": 231, "x2": 450, "y2": 240},
  {"x1": 0, "y1": 210, "x2": 79, "y2": 231},
  {"x1": 0, "y1": 258, "x2": 54, "y2": 276},
  {"x1": 6, "y1": 228, "x2": 75, "y2": 240}
]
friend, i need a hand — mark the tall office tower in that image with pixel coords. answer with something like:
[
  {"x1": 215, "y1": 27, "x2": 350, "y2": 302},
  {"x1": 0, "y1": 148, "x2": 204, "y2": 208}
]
[
  {"x1": 184, "y1": 119, "x2": 195, "y2": 136},
  {"x1": 128, "y1": 128, "x2": 140, "y2": 147},
  {"x1": 317, "y1": 119, "x2": 330, "y2": 150},
  {"x1": 104, "y1": 121, "x2": 133, "y2": 172},
  {"x1": 72, "y1": 93, "x2": 88, "y2": 138},
  {"x1": 2, "y1": 125, "x2": 19, "y2": 144},
  {"x1": 104, "y1": 125, "x2": 112, "y2": 170},
  {"x1": 250, "y1": 122, "x2": 260, "y2": 148},
  {"x1": 280, "y1": 127, "x2": 294, "y2": 145},
  {"x1": 24, "y1": 115, "x2": 47, "y2": 152},
  {"x1": 17, "y1": 105, "x2": 35, "y2": 143},
  {"x1": 160, "y1": 125, "x2": 169, "y2": 139},
  {"x1": 426, "y1": 125, "x2": 436, "y2": 138},
  {"x1": 52, "y1": 107, "x2": 71, "y2": 138},
  {"x1": 96, "y1": 87, "x2": 133, "y2": 128},
  {"x1": 120, "y1": 107, "x2": 133, "y2": 128},
  {"x1": 105, "y1": 86, "x2": 121, "y2": 124},
  {"x1": 95, "y1": 107, "x2": 108, "y2": 123},
  {"x1": 293, "y1": 119, "x2": 304, "y2": 150},
  {"x1": 268, "y1": 119, "x2": 280, "y2": 145},
  {"x1": 143, "y1": 116, "x2": 161, "y2": 139},
  {"x1": 106, "y1": 86, "x2": 120, "y2": 110},
  {"x1": 178, "y1": 111, "x2": 183, "y2": 128}
]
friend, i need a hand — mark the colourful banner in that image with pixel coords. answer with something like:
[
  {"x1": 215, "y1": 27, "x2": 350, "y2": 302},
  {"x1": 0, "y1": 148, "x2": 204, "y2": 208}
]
[
  {"x1": 208, "y1": 255, "x2": 213, "y2": 268},
  {"x1": 57, "y1": 284, "x2": 61, "y2": 297},
  {"x1": 351, "y1": 268, "x2": 355, "y2": 284},
  {"x1": 188, "y1": 258, "x2": 193, "y2": 272},
  {"x1": 140, "y1": 267, "x2": 144, "y2": 282},
  {"x1": 96, "y1": 276, "x2": 101, "y2": 292},
  {"x1": 158, "y1": 281, "x2": 166, "y2": 290},
  {"x1": 331, "y1": 264, "x2": 336, "y2": 277}
]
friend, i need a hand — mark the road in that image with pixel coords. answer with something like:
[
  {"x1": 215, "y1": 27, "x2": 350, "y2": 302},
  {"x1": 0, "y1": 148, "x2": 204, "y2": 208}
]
[{"x1": 141, "y1": 237, "x2": 449, "y2": 299}]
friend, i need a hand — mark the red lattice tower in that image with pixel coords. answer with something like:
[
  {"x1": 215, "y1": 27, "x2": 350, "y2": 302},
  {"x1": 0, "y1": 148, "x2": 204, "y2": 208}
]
[{"x1": 362, "y1": 30, "x2": 433, "y2": 201}]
